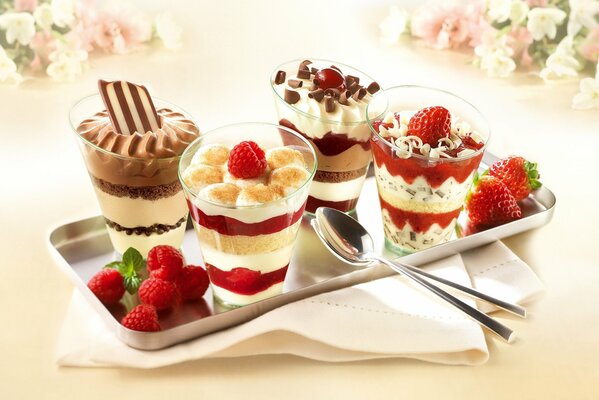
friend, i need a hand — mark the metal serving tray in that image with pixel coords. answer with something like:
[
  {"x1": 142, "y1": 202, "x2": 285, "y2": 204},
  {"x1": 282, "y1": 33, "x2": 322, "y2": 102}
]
[{"x1": 48, "y1": 152, "x2": 555, "y2": 350}]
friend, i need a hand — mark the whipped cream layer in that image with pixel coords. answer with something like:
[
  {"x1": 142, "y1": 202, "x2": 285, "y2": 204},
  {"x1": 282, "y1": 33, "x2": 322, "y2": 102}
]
[
  {"x1": 212, "y1": 282, "x2": 284, "y2": 306},
  {"x1": 106, "y1": 224, "x2": 186, "y2": 256},
  {"x1": 309, "y1": 175, "x2": 367, "y2": 202},
  {"x1": 201, "y1": 244, "x2": 293, "y2": 274}
]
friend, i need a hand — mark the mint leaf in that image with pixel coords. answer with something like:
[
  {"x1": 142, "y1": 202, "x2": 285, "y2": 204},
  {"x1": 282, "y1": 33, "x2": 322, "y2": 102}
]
[
  {"x1": 118, "y1": 247, "x2": 145, "y2": 294},
  {"x1": 122, "y1": 247, "x2": 144, "y2": 272},
  {"x1": 104, "y1": 261, "x2": 122, "y2": 269}
]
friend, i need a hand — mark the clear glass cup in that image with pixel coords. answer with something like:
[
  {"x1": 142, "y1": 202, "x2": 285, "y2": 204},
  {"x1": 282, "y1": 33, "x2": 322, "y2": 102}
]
[
  {"x1": 366, "y1": 86, "x2": 490, "y2": 254},
  {"x1": 179, "y1": 122, "x2": 317, "y2": 308},
  {"x1": 70, "y1": 94, "x2": 198, "y2": 257},
  {"x1": 270, "y1": 58, "x2": 379, "y2": 214}
]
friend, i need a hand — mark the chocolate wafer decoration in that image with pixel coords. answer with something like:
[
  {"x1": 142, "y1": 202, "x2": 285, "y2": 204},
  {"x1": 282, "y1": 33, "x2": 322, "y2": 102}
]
[{"x1": 98, "y1": 80, "x2": 161, "y2": 135}]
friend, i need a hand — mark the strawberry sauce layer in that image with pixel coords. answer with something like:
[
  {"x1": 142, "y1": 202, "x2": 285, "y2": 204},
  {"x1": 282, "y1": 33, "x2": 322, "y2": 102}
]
[
  {"x1": 305, "y1": 195, "x2": 359, "y2": 214},
  {"x1": 187, "y1": 200, "x2": 306, "y2": 236},
  {"x1": 206, "y1": 264, "x2": 288, "y2": 295},
  {"x1": 370, "y1": 133, "x2": 483, "y2": 188},
  {"x1": 379, "y1": 197, "x2": 461, "y2": 233},
  {"x1": 280, "y1": 119, "x2": 369, "y2": 156}
]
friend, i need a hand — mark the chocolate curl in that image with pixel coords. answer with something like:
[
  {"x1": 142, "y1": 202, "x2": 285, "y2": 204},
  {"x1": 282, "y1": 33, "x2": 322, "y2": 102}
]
[
  {"x1": 367, "y1": 82, "x2": 381, "y2": 94},
  {"x1": 308, "y1": 89, "x2": 325, "y2": 102},
  {"x1": 310, "y1": 67, "x2": 319, "y2": 75},
  {"x1": 339, "y1": 90, "x2": 351, "y2": 105},
  {"x1": 274, "y1": 70, "x2": 286, "y2": 85},
  {"x1": 299, "y1": 60, "x2": 312, "y2": 69},
  {"x1": 98, "y1": 79, "x2": 161, "y2": 135},
  {"x1": 351, "y1": 87, "x2": 367, "y2": 101},
  {"x1": 325, "y1": 95, "x2": 336, "y2": 112},
  {"x1": 297, "y1": 69, "x2": 311, "y2": 79},
  {"x1": 346, "y1": 75, "x2": 360, "y2": 86},
  {"x1": 288, "y1": 79, "x2": 303, "y2": 89},
  {"x1": 324, "y1": 88, "x2": 340, "y2": 99},
  {"x1": 284, "y1": 89, "x2": 301, "y2": 104},
  {"x1": 348, "y1": 83, "x2": 362, "y2": 94}
]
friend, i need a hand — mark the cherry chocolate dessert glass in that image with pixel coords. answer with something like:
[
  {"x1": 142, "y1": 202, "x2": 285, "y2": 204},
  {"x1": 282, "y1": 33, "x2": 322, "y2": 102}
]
[
  {"x1": 270, "y1": 59, "x2": 381, "y2": 214},
  {"x1": 179, "y1": 123, "x2": 316, "y2": 308},
  {"x1": 71, "y1": 80, "x2": 200, "y2": 257},
  {"x1": 366, "y1": 86, "x2": 490, "y2": 254}
]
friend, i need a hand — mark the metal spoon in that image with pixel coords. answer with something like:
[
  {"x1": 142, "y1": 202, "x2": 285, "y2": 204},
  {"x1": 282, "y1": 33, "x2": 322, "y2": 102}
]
[{"x1": 312, "y1": 207, "x2": 519, "y2": 343}]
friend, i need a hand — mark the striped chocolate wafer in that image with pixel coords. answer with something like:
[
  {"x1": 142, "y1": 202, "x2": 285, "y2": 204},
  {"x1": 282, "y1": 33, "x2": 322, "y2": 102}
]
[{"x1": 98, "y1": 80, "x2": 161, "y2": 135}]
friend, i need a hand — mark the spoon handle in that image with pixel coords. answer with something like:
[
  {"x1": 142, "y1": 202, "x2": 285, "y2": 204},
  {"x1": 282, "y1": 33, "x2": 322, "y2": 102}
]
[
  {"x1": 392, "y1": 261, "x2": 526, "y2": 318},
  {"x1": 371, "y1": 255, "x2": 515, "y2": 343}
]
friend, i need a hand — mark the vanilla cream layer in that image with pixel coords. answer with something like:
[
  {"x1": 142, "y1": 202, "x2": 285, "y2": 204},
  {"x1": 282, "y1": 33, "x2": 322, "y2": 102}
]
[
  {"x1": 201, "y1": 244, "x2": 293, "y2": 273},
  {"x1": 106, "y1": 224, "x2": 186, "y2": 257},
  {"x1": 94, "y1": 188, "x2": 188, "y2": 227},
  {"x1": 212, "y1": 282, "x2": 284, "y2": 307},
  {"x1": 381, "y1": 209, "x2": 456, "y2": 252},
  {"x1": 375, "y1": 164, "x2": 475, "y2": 213},
  {"x1": 310, "y1": 175, "x2": 367, "y2": 202}
]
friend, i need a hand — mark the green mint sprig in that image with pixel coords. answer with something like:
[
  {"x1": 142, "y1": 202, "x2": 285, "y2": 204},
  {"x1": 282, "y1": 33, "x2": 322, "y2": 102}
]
[{"x1": 104, "y1": 247, "x2": 145, "y2": 294}]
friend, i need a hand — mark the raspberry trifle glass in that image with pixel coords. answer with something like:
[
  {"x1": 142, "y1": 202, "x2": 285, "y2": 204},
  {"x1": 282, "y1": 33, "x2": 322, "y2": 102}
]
[
  {"x1": 179, "y1": 123, "x2": 316, "y2": 308},
  {"x1": 270, "y1": 59, "x2": 381, "y2": 214},
  {"x1": 366, "y1": 86, "x2": 490, "y2": 254}
]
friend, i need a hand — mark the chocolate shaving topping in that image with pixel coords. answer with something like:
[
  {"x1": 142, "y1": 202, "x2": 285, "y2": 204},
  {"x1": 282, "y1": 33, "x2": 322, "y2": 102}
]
[
  {"x1": 325, "y1": 95, "x2": 336, "y2": 112},
  {"x1": 357, "y1": 87, "x2": 367, "y2": 100},
  {"x1": 274, "y1": 70, "x2": 286, "y2": 85},
  {"x1": 367, "y1": 82, "x2": 381, "y2": 94},
  {"x1": 288, "y1": 79, "x2": 303, "y2": 89},
  {"x1": 346, "y1": 75, "x2": 360, "y2": 85},
  {"x1": 324, "y1": 88, "x2": 340, "y2": 99},
  {"x1": 339, "y1": 90, "x2": 350, "y2": 105},
  {"x1": 349, "y1": 83, "x2": 362, "y2": 94},
  {"x1": 297, "y1": 69, "x2": 311, "y2": 79},
  {"x1": 284, "y1": 89, "x2": 301, "y2": 104},
  {"x1": 310, "y1": 67, "x2": 319, "y2": 75},
  {"x1": 308, "y1": 89, "x2": 325, "y2": 102},
  {"x1": 299, "y1": 59, "x2": 312, "y2": 69}
]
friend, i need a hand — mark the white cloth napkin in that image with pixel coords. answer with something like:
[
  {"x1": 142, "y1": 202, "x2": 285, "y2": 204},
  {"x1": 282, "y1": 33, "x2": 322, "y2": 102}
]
[{"x1": 55, "y1": 241, "x2": 543, "y2": 368}]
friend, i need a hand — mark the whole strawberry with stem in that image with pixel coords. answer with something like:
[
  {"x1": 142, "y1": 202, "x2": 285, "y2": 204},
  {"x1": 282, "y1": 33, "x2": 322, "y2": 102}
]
[
  {"x1": 121, "y1": 304, "x2": 161, "y2": 332},
  {"x1": 465, "y1": 175, "x2": 522, "y2": 232},
  {"x1": 407, "y1": 106, "x2": 451, "y2": 147},
  {"x1": 486, "y1": 156, "x2": 542, "y2": 201}
]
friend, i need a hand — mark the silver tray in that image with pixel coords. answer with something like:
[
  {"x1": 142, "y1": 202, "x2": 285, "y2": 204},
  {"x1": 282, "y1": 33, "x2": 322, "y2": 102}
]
[{"x1": 48, "y1": 152, "x2": 555, "y2": 350}]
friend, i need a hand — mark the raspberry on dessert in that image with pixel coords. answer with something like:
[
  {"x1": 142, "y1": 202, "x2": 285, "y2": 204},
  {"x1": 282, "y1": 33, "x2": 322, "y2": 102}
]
[
  {"x1": 465, "y1": 175, "x2": 522, "y2": 231},
  {"x1": 407, "y1": 106, "x2": 451, "y2": 147},
  {"x1": 176, "y1": 265, "x2": 210, "y2": 301},
  {"x1": 87, "y1": 268, "x2": 125, "y2": 306},
  {"x1": 227, "y1": 141, "x2": 267, "y2": 179},
  {"x1": 121, "y1": 304, "x2": 161, "y2": 332},
  {"x1": 236, "y1": 184, "x2": 284, "y2": 206},
  {"x1": 147, "y1": 245, "x2": 184, "y2": 281},
  {"x1": 269, "y1": 165, "x2": 310, "y2": 195},
  {"x1": 191, "y1": 144, "x2": 230, "y2": 167},
  {"x1": 199, "y1": 183, "x2": 241, "y2": 206},
  {"x1": 487, "y1": 156, "x2": 541, "y2": 201},
  {"x1": 182, "y1": 164, "x2": 224, "y2": 193},
  {"x1": 265, "y1": 147, "x2": 305, "y2": 170},
  {"x1": 138, "y1": 277, "x2": 179, "y2": 310},
  {"x1": 314, "y1": 68, "x2": 345, "y2": 90}
]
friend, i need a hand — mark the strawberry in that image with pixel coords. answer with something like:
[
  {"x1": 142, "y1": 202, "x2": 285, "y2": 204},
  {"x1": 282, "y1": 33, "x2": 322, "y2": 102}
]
[
  {"x1": 465, "y1": 175, "x2": 522, "y2": 231},
  {"x1": 87, "y1": 268, "x2": 125, "y2": 306},
  {"x1": 176, "y1": 265, "x2": 210, "y2": 301},
  {"x1": 138, "y1": 277, "x2": 179, "y2": 310},
  {"x1": 147, "y1": 245, "x2": 184, "y2": 282},
  {"x1": 227, "y1": 141, "x2": 267, "y2": 179},
  {"x1": 407, "y1": 106, "x2": 451, "y2": 146},
  {"x1": 487, "y1": 156, "x2": 541, "y2": 201},
  {"x1": 121, "y1": 304, "x2": 161, "y2": 332}
]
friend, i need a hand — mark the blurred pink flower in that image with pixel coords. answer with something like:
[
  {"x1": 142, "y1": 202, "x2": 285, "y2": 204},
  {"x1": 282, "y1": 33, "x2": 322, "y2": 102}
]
[
  {"x1": 527, "y1": 0, "x2": 548, "y2": 6},
  {"x1": 14, "y1": 0, "x2": 37, "y2": 12},
  {"x1": 580, "y1": 27, "x2": 599, "y2": 62},
  {"x1": 508, "y1": 26, "x2": 534, "y2": 67},
  {"x1": 411, "y1": 1, "x2": 482, "y2": 49},
  {"x1": 29, "y1": 31, "x2": 55, "y2": 72}
]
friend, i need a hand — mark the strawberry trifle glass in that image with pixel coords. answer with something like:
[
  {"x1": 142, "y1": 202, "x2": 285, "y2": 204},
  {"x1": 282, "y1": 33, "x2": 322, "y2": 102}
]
[
  {"x1": 270, "y1": 59, "x2": 381, "y2": 214},
  {"x1": 366, "y1": 86, "x2": 490, "y2": 254},
  {"x1": 179, "y1": 123, "x2": 317, "y2": 308}
]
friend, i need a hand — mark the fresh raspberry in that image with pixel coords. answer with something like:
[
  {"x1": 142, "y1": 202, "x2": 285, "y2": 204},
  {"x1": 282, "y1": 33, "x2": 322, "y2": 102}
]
[
  {"x1": 407, "y1": 106, "x2": 451, "y2": 146},
  {"x1": 227, "y1": 141, "x2": 267, "y2": 179},
  {"x1": 465, "y1": 175, "x2": 522, "y2": 231},
  {"x1": 176, "y1": 265, "x2": 210, "y2": 301},
  {"x1": 138, "y1": 277, "x2": 179, "y2": 310},
  {"x1": 147, "y1": 245, "x2": 184, "y2": 281},
  {"x1": 487, "y1": 156, "x2": 541, "y2": 201},
  {"x1": 121, "y1": 304, "x2": 161, "y2": 332},
  {"x1": 87, "y1": 268, "x2": 125, "y2": 306}
]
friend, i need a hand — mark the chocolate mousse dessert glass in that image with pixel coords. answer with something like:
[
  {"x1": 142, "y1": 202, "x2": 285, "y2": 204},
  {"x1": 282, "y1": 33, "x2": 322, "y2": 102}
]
[
  {"x1": 70, "y1": 80, "x2": 200, "y2": 257},
  {"x1": 366, "y1": 86, "x2": 490, "y2": 254},
  {"x1": 179, "y1": 123, "x2": 316, "y2": 308},
  {"x1": 270, "y1": 59, "x2": 381, "y2": 214}
]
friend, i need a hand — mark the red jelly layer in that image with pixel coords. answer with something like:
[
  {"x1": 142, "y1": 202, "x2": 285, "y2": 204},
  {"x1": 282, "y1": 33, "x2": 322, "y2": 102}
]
[
  {"x1": 280, "y1": 119, "x2": 370, "y2": 156},
  {"x1": 206, "y1": 263, "x2": 288, "y2": 296},
  {"x1": 187, "y1": 200, "x2": 306, "y2": 236},
  {"x1": 305, "y1": 195, "x2": 359, "y2": 214},
  {"x1": 379, "y1": 197, "x2": 461, "y2": 233},
  {"x1": 370, "y1": 132, "x2": 483, "y2": 188}
]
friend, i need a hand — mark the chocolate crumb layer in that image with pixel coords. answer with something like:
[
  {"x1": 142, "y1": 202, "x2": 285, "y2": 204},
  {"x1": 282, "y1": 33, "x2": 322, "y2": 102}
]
[
  {"x1": 92, "y1": 175, "x2": 182, "y2": 200},
  {"x1": 105, "y1": 217, "x2": 186, "y2": 236},
  {"x1": 314, "y1": 167, "x2": 368, "y2": 183}
]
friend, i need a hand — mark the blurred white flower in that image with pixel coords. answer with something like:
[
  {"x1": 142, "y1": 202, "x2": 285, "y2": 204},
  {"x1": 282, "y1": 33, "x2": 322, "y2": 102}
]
[
  {"x1": 46, "y1": 40, "x2": 88, "y2": 82},
  {"x1": 155, "y1": 14, "x2": 183, "y2": 50},
  {"x1": 0, "y1": 46, "x2": 23, "y2": 85},
  {"x1": 33, "y1": 3, "x2": 54, "y2": 32},
  {"x1": 0, "y1": 12, "x2": 36, "y2": 45},
  {"x1": 539, "y1": 36, "x2": 581, "y2": 80},
  {"x1": 474, "y1": 30, "x2": 516, "y2": 77},
  {"x1": 567, "y1": 0, "x2": 599, "y2": 37},
  {"x1": 527, "y1": 7, "x2": 567, "y2": 41},
  {"x1": 509, "y1": 1, "x2": 530, "y2": 25},
  {"x1": 51, "y1": 0, "x2": 75, "y2": 28},
  {"x1": 488, "y1": 0, "x2": 512, "y2": 23},
  {"x1": 572, "y1": 62, "x2": 599, "y2": 109},
  {"x1": 379, "y1": 6, "x2": 409, "y2": 44}
]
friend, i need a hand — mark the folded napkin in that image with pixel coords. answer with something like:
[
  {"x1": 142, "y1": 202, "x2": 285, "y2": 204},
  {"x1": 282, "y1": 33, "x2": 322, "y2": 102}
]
[{"x1": 56, "y1": 241, "x2": 543, "y2": 368}]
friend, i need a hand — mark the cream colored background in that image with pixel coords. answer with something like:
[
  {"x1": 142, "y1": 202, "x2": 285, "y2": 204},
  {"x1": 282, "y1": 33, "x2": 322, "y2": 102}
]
[{"x1": 1, "y1": 0, "x2": 598, "y2": 398}]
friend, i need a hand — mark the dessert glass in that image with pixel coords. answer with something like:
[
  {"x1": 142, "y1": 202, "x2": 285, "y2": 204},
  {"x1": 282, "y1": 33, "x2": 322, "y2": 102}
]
[
  {"x1": 70, "y1": 95, "x2": 198, "y2": 257},
  {"x1": 179, "y1": 123, "x2": 317, "y2": 308},
  {"x1": 270, "y1": 59, "x2": 379, "y2": 214},
  {"x1": 366, "y1": 86, "x2": 490, "y2": 254}
]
